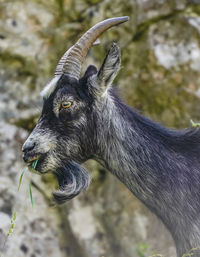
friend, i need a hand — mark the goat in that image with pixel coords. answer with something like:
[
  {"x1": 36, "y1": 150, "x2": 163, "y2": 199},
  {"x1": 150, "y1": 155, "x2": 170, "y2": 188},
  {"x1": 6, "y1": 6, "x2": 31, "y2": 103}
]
[{"x1": 22, "y1": 17, "x2": 200, "y2": 257}]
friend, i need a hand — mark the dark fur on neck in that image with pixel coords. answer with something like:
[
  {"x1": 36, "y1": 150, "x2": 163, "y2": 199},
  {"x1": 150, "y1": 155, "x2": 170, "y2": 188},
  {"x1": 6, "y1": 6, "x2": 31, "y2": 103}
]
[{"x1": 94, "y1": 88, "x2": 200, "y2": 257}]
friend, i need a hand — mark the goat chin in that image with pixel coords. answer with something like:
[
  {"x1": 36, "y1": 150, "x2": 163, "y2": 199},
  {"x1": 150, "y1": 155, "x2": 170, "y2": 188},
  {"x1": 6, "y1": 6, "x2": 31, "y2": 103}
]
[{"x1": 52, "y1": 162, "x2": 91, "y2": 204}]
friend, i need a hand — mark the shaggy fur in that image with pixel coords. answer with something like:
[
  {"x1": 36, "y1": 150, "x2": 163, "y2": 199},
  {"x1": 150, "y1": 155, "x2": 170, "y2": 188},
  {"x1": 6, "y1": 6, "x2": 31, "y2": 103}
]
[
  {"x1": 53, "y1": 162, "x2": 90, "y2": 203},
  {"x1": 22, "y1": 43, "x2": 200, "y2": 257}
]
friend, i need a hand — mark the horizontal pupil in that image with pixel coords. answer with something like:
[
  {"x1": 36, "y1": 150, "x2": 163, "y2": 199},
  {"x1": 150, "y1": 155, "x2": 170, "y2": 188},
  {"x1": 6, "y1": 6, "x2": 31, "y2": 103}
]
[{"x1": 62, "y1": 102, "x2": 71, "y2": 107}]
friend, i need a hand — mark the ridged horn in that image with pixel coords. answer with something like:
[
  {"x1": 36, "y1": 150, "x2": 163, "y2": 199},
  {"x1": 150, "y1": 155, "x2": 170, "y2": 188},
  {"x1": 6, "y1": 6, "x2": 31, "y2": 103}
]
[{"x1": 55, "y1": 16, "x2": 129, "y2": 80}]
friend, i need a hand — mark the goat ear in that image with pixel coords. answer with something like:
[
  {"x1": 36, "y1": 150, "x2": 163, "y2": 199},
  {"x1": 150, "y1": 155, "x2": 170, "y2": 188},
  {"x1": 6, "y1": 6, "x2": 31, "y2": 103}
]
[
  {"x1": 83, "y1": 65, "x2": 98, "y2": 79},
  {"x1": 97, "y1": 43, "x2": 121, "y2": 93}
]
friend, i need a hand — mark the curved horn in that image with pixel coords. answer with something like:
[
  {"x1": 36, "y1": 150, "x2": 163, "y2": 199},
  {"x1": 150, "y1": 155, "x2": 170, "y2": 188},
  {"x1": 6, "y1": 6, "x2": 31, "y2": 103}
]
[{"x1": 55, "y1": 16, "x2": 129, "y2": 80}]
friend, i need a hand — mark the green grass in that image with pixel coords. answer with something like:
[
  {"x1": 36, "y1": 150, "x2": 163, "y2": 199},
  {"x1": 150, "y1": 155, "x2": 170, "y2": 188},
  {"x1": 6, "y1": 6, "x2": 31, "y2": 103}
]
[
  {"x1": 29, "y1": 183, "x2": 34, "y2": 208},
  {"x1": 17, "y1": 167, "x2": 27, "y2": 191},
  {"x1": 32, "y1": 159, "x2": 39, "y2": 170},
  {"x1": 18, "y1": 159, "x2": 39, "y2": 207},
  {"x1": 0, "y1": 211, "x2": 17, "y2": 257},
  {"x1": 0, "y1": 159, "x2": 39, "y2": 256},
  {"x1": 7, "y1": 210, "x2": 17, "y2": 237},
  {"x1": 190, "y1": 119, "x2": 200, "y2": 128}
]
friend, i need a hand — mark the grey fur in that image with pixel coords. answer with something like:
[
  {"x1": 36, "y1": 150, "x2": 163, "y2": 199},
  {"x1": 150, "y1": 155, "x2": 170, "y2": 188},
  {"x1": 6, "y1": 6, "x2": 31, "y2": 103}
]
[
  {"x1": 53, "y1": 162, "x2": 91, "y2": 203},
  {"x1": 22, "y1": 43, "x2": 200, "y2": 257}
]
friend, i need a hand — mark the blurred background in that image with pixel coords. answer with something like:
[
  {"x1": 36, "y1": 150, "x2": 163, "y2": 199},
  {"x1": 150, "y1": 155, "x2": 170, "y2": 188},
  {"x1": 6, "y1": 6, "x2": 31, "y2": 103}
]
[{"x1": 1, "y1": 0, "x2": 200, "y2": 256}]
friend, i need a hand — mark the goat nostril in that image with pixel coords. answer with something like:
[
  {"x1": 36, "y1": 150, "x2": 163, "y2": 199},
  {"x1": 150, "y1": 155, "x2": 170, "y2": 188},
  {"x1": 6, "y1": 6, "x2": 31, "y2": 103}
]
[{"x1": 22, "y1": 142, "x2": 35, "y2": 152}]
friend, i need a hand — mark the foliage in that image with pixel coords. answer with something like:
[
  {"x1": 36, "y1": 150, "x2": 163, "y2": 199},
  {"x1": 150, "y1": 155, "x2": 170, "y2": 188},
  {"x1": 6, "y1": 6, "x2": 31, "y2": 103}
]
[
  {"x1": 135, "y1": 243, "x2": 149, "y2": 257},
  {"x1": 0, "y1": 211, "x2": 17, "y2": 257},
  {"x1": 190, "y1": 120, "x2": 200, "y2": 128}
]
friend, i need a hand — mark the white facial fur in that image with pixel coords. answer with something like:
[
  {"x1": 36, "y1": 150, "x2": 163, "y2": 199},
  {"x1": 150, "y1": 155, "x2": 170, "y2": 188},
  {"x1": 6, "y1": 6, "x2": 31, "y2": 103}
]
[{"x1": 40, "y1": 76, "x2": 61, "y2": 99}]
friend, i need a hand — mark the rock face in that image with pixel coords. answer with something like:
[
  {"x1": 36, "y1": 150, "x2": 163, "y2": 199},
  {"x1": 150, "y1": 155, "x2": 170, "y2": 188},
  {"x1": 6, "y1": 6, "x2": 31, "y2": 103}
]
[{"x1": 1, "y1": 0, "x2": 200, "y2": 256}]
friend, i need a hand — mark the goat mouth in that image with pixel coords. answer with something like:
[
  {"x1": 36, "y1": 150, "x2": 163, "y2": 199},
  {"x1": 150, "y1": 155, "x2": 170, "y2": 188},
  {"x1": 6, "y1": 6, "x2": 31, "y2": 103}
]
[
  {"x1": 23, "y1": 151, "x2": 41, "y2": 163},
  {"x1": 27, "y1": 153, "x2": 49, "y2": 174},
  {"x1": 24, "y1": 153, "x2": 44, "y2": 173},
  {"x1": 26, "y1": 155, "x2": 41, "y2": 164}
]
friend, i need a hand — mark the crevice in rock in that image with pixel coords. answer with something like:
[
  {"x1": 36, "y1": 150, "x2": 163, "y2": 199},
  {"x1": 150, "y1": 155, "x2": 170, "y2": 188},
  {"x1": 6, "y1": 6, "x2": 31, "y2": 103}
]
[
  {"x1": 133, "y1": 9, "x2": 185, "y2": 41},
  {"x1": 31, "y1": 180, "x2": 53, "y2": 206},
  {"x1": 58, "y1": 206, "x2": 89, "y2": 257},
  {"x1": 31, "y1": 180, "x2": 88, "y2": 257},
  {"x1": 132, "y1": 3, "x2": 200, "y2": 41}
]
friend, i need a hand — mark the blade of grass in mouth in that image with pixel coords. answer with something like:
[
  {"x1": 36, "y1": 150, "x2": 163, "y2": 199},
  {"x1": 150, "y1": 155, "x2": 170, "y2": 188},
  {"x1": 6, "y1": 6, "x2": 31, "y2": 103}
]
[
  {"x1": 18, "y1": 167, "x2": 27, "y2": 191},
  {"x1": 18, "y1": 158, "x2": 38, "y2": 207},
  {"x1": 29, "y1": 183, "x2": 34, "y2": 208},
  {"x1": 18, "y1": 159, "x2": 38, "y2": 191},
  {"x1": 32, "y1": 159, "x2": 39, "y2": 169},
  {"x1": 29, "y1": 159, "x2": 38, "y2": 207}
]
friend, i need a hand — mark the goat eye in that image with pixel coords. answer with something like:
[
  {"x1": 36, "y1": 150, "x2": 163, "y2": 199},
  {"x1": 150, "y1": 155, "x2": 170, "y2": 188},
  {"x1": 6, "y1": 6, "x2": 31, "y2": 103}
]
[{"x1": 61, "y1": 101, "x2": 72, "y2": 109}]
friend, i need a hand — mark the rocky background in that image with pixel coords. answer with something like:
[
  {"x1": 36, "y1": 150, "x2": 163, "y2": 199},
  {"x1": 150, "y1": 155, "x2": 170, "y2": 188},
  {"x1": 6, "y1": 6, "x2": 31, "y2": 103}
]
[{"x1": 1, "y1": 0, "x2": 200, "y2": 256}]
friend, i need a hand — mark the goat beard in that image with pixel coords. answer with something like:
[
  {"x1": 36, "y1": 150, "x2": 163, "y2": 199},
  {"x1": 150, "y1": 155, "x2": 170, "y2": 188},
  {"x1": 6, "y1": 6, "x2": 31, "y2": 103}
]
[{"x1": 53, "y1": 162, "x2": 91, "y2": 204}]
